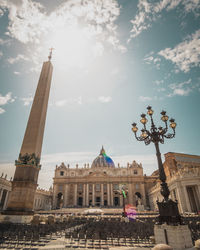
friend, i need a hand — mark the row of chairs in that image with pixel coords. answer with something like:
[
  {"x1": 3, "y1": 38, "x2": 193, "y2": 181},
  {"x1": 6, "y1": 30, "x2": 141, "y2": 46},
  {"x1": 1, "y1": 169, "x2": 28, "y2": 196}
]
[{"x1": 0, "y1": 219, "x2": 86, "y2": 249}]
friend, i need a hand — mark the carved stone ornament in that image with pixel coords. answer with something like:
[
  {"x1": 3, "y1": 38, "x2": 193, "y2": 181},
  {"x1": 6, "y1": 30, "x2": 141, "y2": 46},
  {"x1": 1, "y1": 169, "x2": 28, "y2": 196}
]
[{"x1": 15, "y1": 153, "x2": 41, "y2": 167}]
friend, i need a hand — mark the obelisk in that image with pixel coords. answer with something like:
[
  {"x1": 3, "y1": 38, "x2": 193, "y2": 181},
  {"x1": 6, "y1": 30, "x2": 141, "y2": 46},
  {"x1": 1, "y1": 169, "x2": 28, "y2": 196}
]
[{"x1": 3, "y1": 50, "x2": 53, "y2": 220}]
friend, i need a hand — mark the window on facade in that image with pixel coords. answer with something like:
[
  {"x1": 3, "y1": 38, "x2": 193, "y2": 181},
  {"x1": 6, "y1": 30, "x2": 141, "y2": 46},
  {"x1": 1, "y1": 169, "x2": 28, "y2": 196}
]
[
  {"x1": 59, "y1": 185, "x2": 63, "y2": 191},
  {"x1": 103, "y1": 184, "x2": 107, "y2": 192},
  {"x1": 134, "y1": 170, "x2": 138, "y2": 175},
  {"x1": 96, "y1": 184, "x2": 100, "y2": 192},
  {"x1": 113, "y1": 184, "x2": 119, "y2": 190},
  {"x1": 78, "y1": 184, "x2": 83, "y2": 191},
  {"x1": 60, "y1": 171, "x2": 64, "y2": 176},
  {"x1": 135, "y1": 183, "x2": 139, "y2": 190},
  {"x1": 89, "y1": 184, "x2": 92, "y2": 191},
  {"x1": 71, "y1": 172, "x2": 75, "y2": 176}
]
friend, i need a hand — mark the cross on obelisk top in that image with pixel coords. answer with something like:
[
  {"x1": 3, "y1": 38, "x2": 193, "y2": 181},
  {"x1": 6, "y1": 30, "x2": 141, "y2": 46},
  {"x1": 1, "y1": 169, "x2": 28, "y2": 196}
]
[{"x1": 48, "y1": 47, "x2": 54, "y2": 61}]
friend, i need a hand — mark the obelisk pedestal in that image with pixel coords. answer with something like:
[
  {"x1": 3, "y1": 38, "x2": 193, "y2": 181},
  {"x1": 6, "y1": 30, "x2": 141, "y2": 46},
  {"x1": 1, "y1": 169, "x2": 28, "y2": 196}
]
[{"x1": 1, "y1": 54, "x2": 53, "y2": 223}]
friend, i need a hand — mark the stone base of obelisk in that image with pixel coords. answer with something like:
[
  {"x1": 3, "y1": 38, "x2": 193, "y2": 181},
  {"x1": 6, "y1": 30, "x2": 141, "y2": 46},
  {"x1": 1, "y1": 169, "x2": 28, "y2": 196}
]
[
  {"x1": 154, "y1": 224, "x2": 193, "y2": 250},
  {"x1": 0, "y1": 214, "x2": 33, "y2": 224}
]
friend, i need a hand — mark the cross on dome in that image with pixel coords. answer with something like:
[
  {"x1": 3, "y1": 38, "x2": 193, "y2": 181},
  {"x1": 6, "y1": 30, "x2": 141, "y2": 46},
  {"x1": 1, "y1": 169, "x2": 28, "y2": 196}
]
[{"x1": 100, "y1": 146, "x2": 105, "y2": 155}]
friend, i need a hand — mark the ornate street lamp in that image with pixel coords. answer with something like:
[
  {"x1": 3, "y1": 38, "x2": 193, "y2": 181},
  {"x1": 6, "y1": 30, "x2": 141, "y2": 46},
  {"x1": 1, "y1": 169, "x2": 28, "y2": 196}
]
[{"x1": 131, "y1": 106, "x2": 181, "y2": 224}]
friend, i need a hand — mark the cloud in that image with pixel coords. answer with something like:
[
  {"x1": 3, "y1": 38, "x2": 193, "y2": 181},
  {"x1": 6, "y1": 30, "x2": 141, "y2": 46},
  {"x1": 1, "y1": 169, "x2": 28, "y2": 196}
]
[
  {"x1": 55, "y1": 99, "x2": 67, "y2": 107},
  {"x1": 7, "y1": 54, "x2": 29, "y2": 64},
  {"x1": 92, "y1": 42, "x2": 104, "y2": 57},
  {"x1": 21, "y1": 95, "x2": 33, "y2": 106},
  {"x1": 172, "y1": 88, "x2": 191, "y2": 96},
  {"x1": 139, "y1": 96, "x2": 152, "y2": 102},
  {"x1": 0, "y1": 38, "x2": 11, "y2": 45},
  {"x1": 55, "y1": 96, "x2": 83, "y2": 107},
  {"x1": 0, "y1": 92, "x2": 14, "y2": 106},
  {"x1": 0, "y1": 107, "x2": 5, "y2": 114},
  {"x1": 55, "y1": 96, "x2": 112, "y2": 107},
  {"x1": 158, "y1": 29, "x2": 200, "y2": 72},
  {"x1": 129, "y1": 0, "x2": 200, "y2": 40},
  {"x1": 0, "y1": 8, "x2": 3, "y2": 16},
  {"x1": 144, "y1": 52, "x2": 161, "y2": 68},
  {"x1": 0, "y1": 0, "x2": 126, "y2": 70},
  {"x1": 110, "y1": 67, "x2": 119, "y2": 76},
  {"x1": 155, "y1": 80, "x2": 164, "y2": 85},
  {"x1": 0, "y1": 0, "x2": 46, "y2": 44},
  {"x1": 157, "y1": 87, "x2": 166, "y2": 92},
  {"x1": 167, "y1": 79, "x2": 193, "y2": 97},
  {"x1": 14, "y1": 71, "x2": 20, "y2": 75},
  {"x1": 98, "y1": 96, "x2": 112, "y2": 103},
  {"x1": 0, "y1": 163, "x2": 15, "y2": 180}
]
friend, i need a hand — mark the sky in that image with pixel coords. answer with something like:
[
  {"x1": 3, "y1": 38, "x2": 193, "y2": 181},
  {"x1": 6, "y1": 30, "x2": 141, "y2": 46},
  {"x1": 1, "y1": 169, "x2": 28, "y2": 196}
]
[{"x1": 0, "y1": 0, "x2": 200, "y2": 189}]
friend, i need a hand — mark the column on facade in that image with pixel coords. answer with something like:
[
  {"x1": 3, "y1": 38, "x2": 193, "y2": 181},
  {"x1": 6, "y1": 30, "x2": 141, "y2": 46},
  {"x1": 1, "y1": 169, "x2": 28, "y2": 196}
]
[
  {"x1": 0, "y1": 188, "x2": 3, "y2": 202},
  {"x1": 110, "y1": 183, "x2": 113, "y2": 206},
  {"x1": 101, "y1": 184, "x2": 104, "y2": 206},
  {"x1": 64, "y1": 184, "x2": 68, "y2": 207},
  {"x1": 119, "y1": 194, "x2": 123, "y2": 207},
  {"x1": 107, "y1": 183, "x2": 110, "y2": 206},
  {"x1": 92, "y1": 184, "x2": 95, "y2": 206},
  {"x1": 183, "y1": 185, "x2": 192, "y2": 212},
  {"x1": 196, "y1": 185, "x2": 200, "y2": 210},
  {"x1": 174, "y1": 183, "x2": 183, "y2": 213},
  {"x1": 2, "y1": 190, "x2": 8, "y2": 210},
  {"x1": 128, "y1": 183, "x2": 133, "y2": 205},
  {"x1": 140, "y1": 182, "x2": 146, "y2": 206},
  {"x1": 176, "y1": 181, "x2": 191, "y2": 213},
  {"x1": 52, "y1": 185, "x2": 57, "y2": 209},
  {"x1": 196, "y1": 185, "x2": 200, "y2": 207},
  {"x1": 132, "y1": 184, "x2": 137, "y2": 206},
  {"x1": 193, "y1": 185, "x2": 200, "y2": 210},
  {"x1": 74, "y1": 184, "x2": 77, "y2": 206},
  {"x1": 83, "y1": 184, "x2": 86, "y2": 206},
  {"x1": 86, "y1": 183, "x2": 89, "y2": 207}
]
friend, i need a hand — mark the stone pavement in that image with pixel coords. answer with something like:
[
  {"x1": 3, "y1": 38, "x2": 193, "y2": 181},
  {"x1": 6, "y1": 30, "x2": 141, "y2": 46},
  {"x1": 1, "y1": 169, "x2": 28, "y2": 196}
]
[
  {"x1": 38, "y1": 236, "x2": 196, "y2": 250},
  {"x1": 39, "y1": 236, "x2": 155, "y2": 250}
]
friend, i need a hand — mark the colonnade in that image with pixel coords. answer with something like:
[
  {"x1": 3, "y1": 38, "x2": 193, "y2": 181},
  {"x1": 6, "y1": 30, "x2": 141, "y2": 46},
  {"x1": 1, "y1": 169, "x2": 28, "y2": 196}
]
[
  {"x1": 72, "y1": 183, "x2": 116, "y2": 207},
  {"x1": 57, "y1": 182, "x2": 146, "y2": 208}
]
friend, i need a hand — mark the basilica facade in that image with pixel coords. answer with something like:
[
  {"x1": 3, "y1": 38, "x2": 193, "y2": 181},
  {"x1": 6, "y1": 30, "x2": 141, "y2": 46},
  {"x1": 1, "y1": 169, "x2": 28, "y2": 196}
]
[
  {"x1": 1, "y1": 148, "x2": 200, "y2": 213},
  {"x1": 52, "y1": 147, "x2": 157, "y2": 209}
]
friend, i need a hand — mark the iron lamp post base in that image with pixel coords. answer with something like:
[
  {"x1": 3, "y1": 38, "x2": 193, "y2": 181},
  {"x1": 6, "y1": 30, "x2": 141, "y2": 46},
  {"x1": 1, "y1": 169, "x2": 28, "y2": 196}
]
[{"x1": 156, "y1": 199, "x2": 182, "y2": 225}]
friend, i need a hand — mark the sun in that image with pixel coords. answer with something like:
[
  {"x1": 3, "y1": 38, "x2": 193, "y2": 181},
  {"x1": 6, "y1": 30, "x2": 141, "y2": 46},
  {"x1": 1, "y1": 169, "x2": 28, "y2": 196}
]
[{"x1": 46, "y1": 25, "x2": 96, "y2": 68}]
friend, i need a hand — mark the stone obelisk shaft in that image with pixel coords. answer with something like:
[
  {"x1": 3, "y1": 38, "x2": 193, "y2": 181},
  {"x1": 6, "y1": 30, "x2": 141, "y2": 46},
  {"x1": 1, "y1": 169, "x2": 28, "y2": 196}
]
[
  {"x1": 20, "y1": 61, "x2": 53, "y2": 158},
  {"x1": 5, "y1": 60, "x2": 53, "y2": 215}
]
